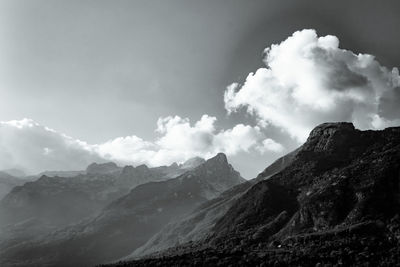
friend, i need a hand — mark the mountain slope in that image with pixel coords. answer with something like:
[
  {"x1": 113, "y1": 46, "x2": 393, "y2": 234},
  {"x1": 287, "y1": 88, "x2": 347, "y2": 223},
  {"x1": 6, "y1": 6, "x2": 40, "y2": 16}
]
[
  {"x1": 0, "y1": 159, "x2": 204, "y2": 229},
  {"x1": 113, "y1": 123, "x2": 400, "y2": 266},
  {"x1": 128, "y1": 150, "x2": 297, "y2": 259},
  {"x1": 0, "y1": 153, "x2": 244, "y2": 267}
]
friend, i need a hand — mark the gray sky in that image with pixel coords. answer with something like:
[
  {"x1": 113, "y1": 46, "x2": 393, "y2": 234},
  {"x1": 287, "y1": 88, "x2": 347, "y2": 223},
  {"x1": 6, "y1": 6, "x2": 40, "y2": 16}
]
[{"x1": 1, "y1": 0, "x2": 400, "y2": 178}]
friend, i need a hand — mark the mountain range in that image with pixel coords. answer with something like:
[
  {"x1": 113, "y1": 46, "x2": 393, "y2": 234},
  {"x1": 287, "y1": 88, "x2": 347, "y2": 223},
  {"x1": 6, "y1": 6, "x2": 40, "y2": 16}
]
[
  {"x1": 1, "y1": 122, "x2": 400, "y2": 266},
  {"x1": 107, "y1": 122, "x2": 400, "y2": 266},
  {"x1": 0, "y1": 154, "x2": 243, "y2": 266}
]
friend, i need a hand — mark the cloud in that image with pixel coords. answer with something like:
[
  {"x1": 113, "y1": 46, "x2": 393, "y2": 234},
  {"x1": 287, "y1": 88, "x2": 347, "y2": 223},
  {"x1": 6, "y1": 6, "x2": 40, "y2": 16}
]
[
  {"x1": 0, "y1": 119, "x2": 104, "y2": 174},
  {"x1": 96, "y1": 115, "x2": 280, "y2": 166},
  {"x1": 0, "y1": 117, "x2": 283, "y2": 174},
  {"x1": 225, "y1": 29, "x2": 400, "y2": 142}
]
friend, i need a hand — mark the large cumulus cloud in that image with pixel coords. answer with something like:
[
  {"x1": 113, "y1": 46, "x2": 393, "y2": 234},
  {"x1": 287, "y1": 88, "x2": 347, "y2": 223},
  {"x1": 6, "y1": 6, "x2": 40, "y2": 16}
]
[
  {"x1": 0, "y1": 116, "x2": 282, "y2": 174},
  {"x1": 225, "y1": 29, "x2": 400, "y2": 142}
]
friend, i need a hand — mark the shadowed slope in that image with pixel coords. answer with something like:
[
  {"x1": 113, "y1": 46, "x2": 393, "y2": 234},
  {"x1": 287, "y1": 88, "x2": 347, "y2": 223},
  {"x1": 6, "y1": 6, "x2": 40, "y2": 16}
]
[{"x1": 111, "y1": 123, "x2": 400, "y2": 266}]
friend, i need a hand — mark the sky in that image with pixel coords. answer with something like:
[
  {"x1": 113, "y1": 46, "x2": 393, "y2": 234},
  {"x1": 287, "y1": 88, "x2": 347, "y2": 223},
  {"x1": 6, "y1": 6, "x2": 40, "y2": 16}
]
[{"x1": 1, "y1": 0, "x2": 400, "y2": 178}]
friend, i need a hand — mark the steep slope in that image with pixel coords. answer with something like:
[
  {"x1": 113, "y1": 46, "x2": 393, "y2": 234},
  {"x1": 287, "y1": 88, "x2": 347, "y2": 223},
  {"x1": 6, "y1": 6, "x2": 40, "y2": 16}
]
[
  {"x1": 0, "y1": 153, "x2": 244, "y2": 267},
  {"x1": 127, "y1": 181, "x2": 254, "y2": 259},
  {"x1": 114, "y1": 123, "x2": 400, "y2": 266},
  {"x1": 128, "y1": 150, "x2": 296, "y2": 259}
]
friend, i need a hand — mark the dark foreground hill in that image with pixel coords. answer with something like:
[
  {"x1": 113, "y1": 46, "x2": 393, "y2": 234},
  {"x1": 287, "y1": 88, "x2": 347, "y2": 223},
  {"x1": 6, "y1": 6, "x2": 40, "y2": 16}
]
[{"x1": 107, "y1": 122, "x2": 400, "y2": 266}]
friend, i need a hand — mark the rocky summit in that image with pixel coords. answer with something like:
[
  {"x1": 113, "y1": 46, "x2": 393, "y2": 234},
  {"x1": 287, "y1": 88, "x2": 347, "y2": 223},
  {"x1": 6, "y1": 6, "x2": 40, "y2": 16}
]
[{"x1": 108, "y1": 123, "x2": 400, "y2": 267}]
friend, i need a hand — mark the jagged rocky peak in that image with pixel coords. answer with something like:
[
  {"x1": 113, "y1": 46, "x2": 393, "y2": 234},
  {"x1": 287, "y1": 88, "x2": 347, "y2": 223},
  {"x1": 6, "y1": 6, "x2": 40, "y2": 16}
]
[
  {"x1": 302, "y1": 122, "x2": 357, "y2": 153},
  {"x1": 37, "y1": 174, "x2": 52, "y2": 183},
  {"x1": 121, "y1": 165, "x2": 134, "y2": 175},
  {"x1": 118, "y1": 164, "x2": 155, "y2": 187},
  {"x1": 135, "y1": 164, "x2": 149, "y2": 171},
  {"x1": 169, "y1": 162, "x2": 179, "y2": 168},
  {"x1": 190, "y1": 153, "x2": 230, "y2": 173},
  {"x1": 308, "y1": 122, "x2": 355, "y2": 138},
  {"x1": 86, "y1": 162, "x2": 121, "y2": 174},
  {"x1": 119, "y1": 164, "x2": 152, "y2": 179},
  {"x1": 180, "y1": 156, "x2": 206, "y2": 169},
  {"x1": 205, "y1": 152, "x2": 228, "y2": 166},
  {"x1": 195, "y1": 153, "x2": 244, "y2": 189}
]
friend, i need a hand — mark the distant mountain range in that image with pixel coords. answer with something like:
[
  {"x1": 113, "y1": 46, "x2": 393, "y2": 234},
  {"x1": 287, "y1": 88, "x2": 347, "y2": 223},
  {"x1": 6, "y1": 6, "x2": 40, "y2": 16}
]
[
  {"x1": 0, "y1": 154, "x2": 243, "y2": 266},
  {"x1": 1, "y1": 122, "x2": 400, "y2": 266},
  {"x1": 0, "y1": 157, "x2": 206, "y2": 226}
]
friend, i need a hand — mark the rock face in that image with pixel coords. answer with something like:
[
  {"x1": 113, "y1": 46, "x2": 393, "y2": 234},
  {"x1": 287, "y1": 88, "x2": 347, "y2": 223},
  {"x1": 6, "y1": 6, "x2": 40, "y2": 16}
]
[
  {"x1": 0, "y1": 153, "x2": 244, "y2": 267},
  {"x1": 113, "y1": 123, "x2": 400, "y2": 266}
]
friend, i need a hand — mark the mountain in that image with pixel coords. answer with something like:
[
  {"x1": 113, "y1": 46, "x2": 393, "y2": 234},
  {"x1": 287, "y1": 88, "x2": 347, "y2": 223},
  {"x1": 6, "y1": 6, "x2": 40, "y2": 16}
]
[
  {"x1": 86, "y1": 162, "x2": 122, "y2": 174},
  {"x1": 0, "y1": 153, "x2": 244, "y2": 267},
  {"x1": 112, "y1": 123, "x2": 400, "y2": 266},
  {"x1": 127, "y1": 181, "x2": 255, "y2": 259},
  {"x1": 37, "y1": 170, "x2": 86, "y2": 177},
  {"x1": 127, "y1": 151, "x2": 296, "y2": 259},
  {"x1": 179, "y1": 156, "x2": 206, "y2": 169},
  {"x1": 0, "y1": 174, "x2": 119, "y2": 228},
  {"x1": 0, "y1": 159, "x2": 204, "y2": 228},
  {"x1": 0, "y1": 158, "x2": 206, "y2": 263}
]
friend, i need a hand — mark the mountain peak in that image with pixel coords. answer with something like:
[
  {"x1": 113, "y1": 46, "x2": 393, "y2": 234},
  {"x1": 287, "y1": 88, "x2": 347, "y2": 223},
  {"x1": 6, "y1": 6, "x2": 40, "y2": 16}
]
[
  {"x1": 135, "y1": 164, "x2": 149, "y2": 172},
  {"x1": 307, "y1": 122, "x2": 355, "y2": 139},
  {"x1": 169, "y1": 162, "x2": 179, "y2": 168},
  {"x1": 207, "y1": 152, "x2": 228, "y2": 164},
  {"x1": 121, "y1": 165, "x2": 134, "y2": 174},
  {"x1": 86, "y1": 162, "x2": 120, "y2": 174},
  {"x1": 302, "y1": 122, "x2": 357, "y2": 154},
  {"x1": 180, "y1": 157, "x2": 206, "y2": 169}
]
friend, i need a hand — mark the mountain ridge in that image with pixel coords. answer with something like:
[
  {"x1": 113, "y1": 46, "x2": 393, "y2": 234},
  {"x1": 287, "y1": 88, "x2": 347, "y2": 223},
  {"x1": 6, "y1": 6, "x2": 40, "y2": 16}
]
[
  {"x1": 109, "y1": 122, "x2": 400, "y2": 266},
  {"x1": 0, "y1": 153, "x2": 244, "y2": 267}
]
